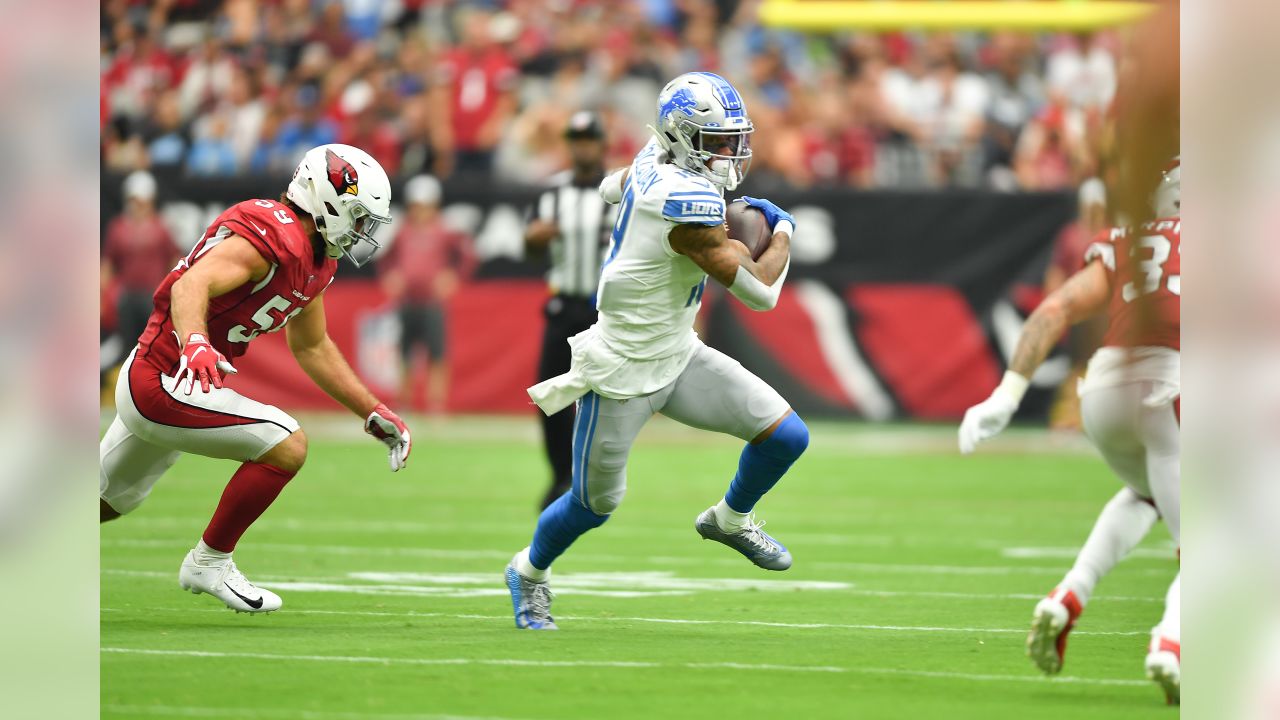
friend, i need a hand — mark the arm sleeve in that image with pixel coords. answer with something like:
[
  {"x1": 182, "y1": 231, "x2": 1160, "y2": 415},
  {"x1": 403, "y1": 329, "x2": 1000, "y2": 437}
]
[{"x1": 728, "y1": 257, "x2": 790, "y2": 312}]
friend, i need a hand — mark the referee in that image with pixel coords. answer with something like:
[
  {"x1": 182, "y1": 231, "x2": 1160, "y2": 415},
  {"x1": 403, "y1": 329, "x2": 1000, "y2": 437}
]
[{"x1": 525, "y1": 111, "x2": 616, "y2": 509}]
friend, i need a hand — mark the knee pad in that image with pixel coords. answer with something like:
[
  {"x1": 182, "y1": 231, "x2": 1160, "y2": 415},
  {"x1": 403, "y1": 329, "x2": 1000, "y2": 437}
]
[{"x1": 761, "y1": 412, "x2": 809, "y2": 461}]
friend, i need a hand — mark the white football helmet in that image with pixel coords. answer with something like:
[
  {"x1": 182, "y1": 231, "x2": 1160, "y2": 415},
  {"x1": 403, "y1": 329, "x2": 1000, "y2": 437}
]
[
  {"x1": 651, "y1": 72, "x2": 753, "y2": 191},
  {"x1": 287, "y1": 144, "x2": 392, "y2": 266},
  {"x1": 1153, "y1": 156, "x2": 1180, "y2": 218}
]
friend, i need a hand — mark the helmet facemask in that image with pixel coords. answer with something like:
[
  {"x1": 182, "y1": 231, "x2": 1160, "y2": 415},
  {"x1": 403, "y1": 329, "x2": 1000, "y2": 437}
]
[
  {"x1": 669, "y1": 118, "x2": 754, "y2": 191},
  {"x1": 319, "y1": 199, "x2": 390, "y2": 267}
]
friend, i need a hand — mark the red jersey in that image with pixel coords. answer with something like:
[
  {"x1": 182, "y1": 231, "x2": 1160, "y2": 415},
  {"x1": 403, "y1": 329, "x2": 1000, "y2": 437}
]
[
  {"x1": 103, "y1": 214, "x2": 178, "y2": 291},
  {"x1": 438, "y1": 48, "x2": 517, "y2": 150},
  {"x1": 136, "y1": 199, "x2": 338, "y2": 374},
  {"x1": 1084, "y1": 218, "x2": 1181, "y2": 350}
]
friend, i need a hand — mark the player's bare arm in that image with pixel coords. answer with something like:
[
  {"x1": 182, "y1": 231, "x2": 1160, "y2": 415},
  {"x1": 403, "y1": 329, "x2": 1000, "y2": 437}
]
[
  {"x1": 668, "y1": 222, "x2": 790, "y2": 288},
  {"x1": 286, "y1": 294, "x2": 380, "y2": 418},
  {"x1": 1009, "y1": 260, "x2": 1113, "y2": 377},
  {"x1": 170, "y1": 234, "x2": 270, "y2": 341},
  {"x1": 960, "y1": 259, "x2": 1113, "y2": 455}
]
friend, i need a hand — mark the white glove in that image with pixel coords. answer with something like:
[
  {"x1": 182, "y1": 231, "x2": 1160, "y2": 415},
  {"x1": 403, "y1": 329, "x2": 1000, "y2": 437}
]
[
  {"x1": 958, "y1": 371, "x2": 1029, "y2": 454},
  {"x1": 364, "y1": 403, "x2": 411, "y2": 471}
]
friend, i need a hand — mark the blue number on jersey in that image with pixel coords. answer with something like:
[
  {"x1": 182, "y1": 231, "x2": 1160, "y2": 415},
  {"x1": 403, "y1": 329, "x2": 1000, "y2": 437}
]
[
  {"x1": 684, "y1": 277, "x2": 707, "y2": 307},
  {"x1": 602, "y1": 179, "x2": 635, "y2": 271}
]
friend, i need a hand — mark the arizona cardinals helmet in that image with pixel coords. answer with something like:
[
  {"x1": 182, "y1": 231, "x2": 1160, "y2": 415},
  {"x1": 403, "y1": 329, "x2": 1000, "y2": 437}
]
[
  {"x1": 1153, "y1": 156, "x2": 1180, "y2": 218},
  {"x1": 287, "y1": 144, "x2": 392, "y2": 266}
]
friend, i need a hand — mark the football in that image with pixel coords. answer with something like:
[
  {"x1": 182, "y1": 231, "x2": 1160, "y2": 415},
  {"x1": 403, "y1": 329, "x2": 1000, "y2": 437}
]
[{"x1": 725, "y1": 200, "x2": 772, "y2": 260}]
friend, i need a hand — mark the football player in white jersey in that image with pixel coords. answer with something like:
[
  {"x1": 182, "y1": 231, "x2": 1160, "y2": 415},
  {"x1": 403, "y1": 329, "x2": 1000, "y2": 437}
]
[{"x1": 505, "y1": 72, "x2": 808, "y2": 630}]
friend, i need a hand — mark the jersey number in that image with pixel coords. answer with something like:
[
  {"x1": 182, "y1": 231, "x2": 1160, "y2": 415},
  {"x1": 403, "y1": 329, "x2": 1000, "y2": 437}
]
[
  {"x1": 1121, "y1": 235, "x2": 1180, "y2": 302},
  {"x1": 227, "y1": 295, "x2": 304, "y2": 343}
]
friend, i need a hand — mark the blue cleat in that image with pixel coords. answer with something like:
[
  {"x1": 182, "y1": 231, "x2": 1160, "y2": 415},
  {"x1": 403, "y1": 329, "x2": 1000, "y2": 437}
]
[
  {"x1": 694, "y1": 506, "x2": 792, "y2": 571},
  {"x1": 505, "y1": 557, "x2": 558, "y2": 630}
]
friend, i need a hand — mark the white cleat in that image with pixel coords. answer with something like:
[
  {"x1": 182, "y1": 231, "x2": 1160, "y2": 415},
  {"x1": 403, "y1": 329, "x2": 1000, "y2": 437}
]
[
  {"x1": 1145, "y1": 636, "x2": 1180, "y2": 705},
  {"x1": 1026, "y1": 588, "x2": 1082, "y2": 675},
  {"x1": 178, "y1": 551, "x2": 282, "y2": 614}
]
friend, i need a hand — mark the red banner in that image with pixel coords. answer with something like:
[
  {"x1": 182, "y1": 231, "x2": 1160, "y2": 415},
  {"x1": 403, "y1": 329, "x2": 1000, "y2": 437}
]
[{"x1": 224, "y1": 279, "x2": 548, "y2": 414}]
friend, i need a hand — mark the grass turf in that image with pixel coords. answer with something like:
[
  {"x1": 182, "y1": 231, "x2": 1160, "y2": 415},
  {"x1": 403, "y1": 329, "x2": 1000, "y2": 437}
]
[{"x1": 101, "y1": 419, "x2": 1178, "y2": 719}]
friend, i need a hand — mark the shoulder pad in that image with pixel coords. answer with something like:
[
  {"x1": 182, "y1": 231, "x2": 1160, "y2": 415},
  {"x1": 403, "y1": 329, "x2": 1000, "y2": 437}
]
[
  {"x1": 221, "y1": 200, "x2": 307, "y2": 265},
  {"x1": 654, "y1": 167, "x2": 724, "y2": 226}
]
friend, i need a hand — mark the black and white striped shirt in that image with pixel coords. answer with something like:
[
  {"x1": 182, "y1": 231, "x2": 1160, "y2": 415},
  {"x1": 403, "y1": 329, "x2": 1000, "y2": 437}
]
[{"x1": 532, "y1": 172, "x2": 617, "y2": 298}]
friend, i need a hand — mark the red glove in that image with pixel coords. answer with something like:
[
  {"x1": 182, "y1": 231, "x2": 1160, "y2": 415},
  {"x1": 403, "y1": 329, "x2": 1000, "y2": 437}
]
[
  {"x1": 364, "y1": 402, "x2": 411, "y2": 471},
  {"x1": 175, "y1": 333, "x2": 237, "y2": 395}
]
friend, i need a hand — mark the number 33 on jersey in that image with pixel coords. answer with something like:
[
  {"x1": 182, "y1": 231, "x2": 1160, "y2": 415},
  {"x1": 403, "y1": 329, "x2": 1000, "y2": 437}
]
[
  {"x1": 135, "y1": 199, "x2": 338, "y2": 373},
  {"x1": 1085, "y1": 218, "x2": 1181, "y2": 350}
]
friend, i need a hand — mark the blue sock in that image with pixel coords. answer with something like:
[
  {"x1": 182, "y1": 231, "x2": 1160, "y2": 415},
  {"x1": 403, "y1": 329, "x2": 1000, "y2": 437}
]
[
  {"x1": 724, "y1": 413, "x2": 809, "y2": 513},
  {"x1": 528, "y1": 492, "x2": 608, "y2": 570}
]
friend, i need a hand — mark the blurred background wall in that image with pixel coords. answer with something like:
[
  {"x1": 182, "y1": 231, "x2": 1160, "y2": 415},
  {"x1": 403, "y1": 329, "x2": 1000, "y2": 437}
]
[{"x1": 101, "y1": 0, "x2": 1126, "y2": 420}]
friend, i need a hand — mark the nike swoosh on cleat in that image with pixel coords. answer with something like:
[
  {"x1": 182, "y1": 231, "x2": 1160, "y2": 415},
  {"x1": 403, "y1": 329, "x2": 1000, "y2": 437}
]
[{"x1": 224, "y1": 583, "x2": 264, "y2": 610}]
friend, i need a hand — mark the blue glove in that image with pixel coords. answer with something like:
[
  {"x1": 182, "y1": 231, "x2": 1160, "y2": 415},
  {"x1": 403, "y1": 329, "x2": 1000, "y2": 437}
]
[{"x1": 740, "y1": 196, "x2": 796, "y2": 233}]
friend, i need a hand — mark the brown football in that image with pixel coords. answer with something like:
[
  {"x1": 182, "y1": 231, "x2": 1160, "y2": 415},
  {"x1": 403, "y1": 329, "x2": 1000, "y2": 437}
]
[{"x1": 725, "y1": 201, "x2": 772, "y2": 260}]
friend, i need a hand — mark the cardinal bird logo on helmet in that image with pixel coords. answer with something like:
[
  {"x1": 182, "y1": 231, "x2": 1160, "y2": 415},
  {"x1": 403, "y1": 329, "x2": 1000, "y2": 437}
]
[{"x1": 325, "y1": 148, "x2": 359, "y2": 196}]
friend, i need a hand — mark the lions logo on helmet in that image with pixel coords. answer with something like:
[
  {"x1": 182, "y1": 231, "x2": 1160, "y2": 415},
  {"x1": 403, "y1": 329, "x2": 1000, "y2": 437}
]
[
  {"x1": 326, "y1": 148, "x2": 360, "y2": 196},
  {"x1": 659, "y1": 88, "x2": 699, "y2": 122},
  {"x1": 651, "y1": 72, "x2": 753, "y2": 191}
]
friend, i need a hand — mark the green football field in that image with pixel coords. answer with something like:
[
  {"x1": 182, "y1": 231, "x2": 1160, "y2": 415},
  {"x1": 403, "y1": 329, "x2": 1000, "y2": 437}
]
[{"x1": 101, "y1": 417, "x2": 1178, "y2": 719}]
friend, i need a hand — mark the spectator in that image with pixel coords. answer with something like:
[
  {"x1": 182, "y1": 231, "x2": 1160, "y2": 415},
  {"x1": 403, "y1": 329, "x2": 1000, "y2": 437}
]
[
  {"x1": 186, "y1": 112, "x2": 239, "y2": 176},
  {"x1": 222, "y1": 68, "x2": 267, "y2": 169},
  {"x1": 983, "y1": 33, "x2": 1046, "y2": 188},
  {"x1": 102, "y1": 171, "x2": 178, "y2": 355},
  {"x1": 177, "y1": 37, "x2": 236, "y2": 119},
  {"x1": 439, "y1": 9, "x2": 518, "y2": 176},
  {"x1": 309, "y1": 1, "x2": 357, "y2": 60},
  {"x1": 338, "y1": 80, "x2": 402, "y2": 176},
  {"x1": 378, "y1": 175, "x2": 476, "y2": 414},
  {"x1": 143, "y1": 90, "x2": 190, "y2": 169},
  {"x1": 1014, "y1": 102, "x2": 1087, "y2": 190},
  {"x1": 255, "y1": 85, "x2": 339, "y2": 173},
  {"x1": 1046, "y1": 32, "x2": 1117, "y2": 114}
]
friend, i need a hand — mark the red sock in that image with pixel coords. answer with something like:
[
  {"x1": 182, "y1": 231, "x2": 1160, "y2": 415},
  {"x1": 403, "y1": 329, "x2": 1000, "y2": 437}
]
[{"x1": 202, "y1": 462, "x2": 296, "y2": 552}]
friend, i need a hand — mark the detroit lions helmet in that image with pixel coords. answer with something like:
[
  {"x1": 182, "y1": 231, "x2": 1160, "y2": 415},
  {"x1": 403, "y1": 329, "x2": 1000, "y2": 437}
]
[
  {"x1": 287, "y1": 143, "x2": 392, "y2": 267},
  {"x1": 1153, "y1": 156, "x2": 1180, "y2": 218},
  {"x1": 652, "y1": 72, "x2": 753, "y2": 191}
]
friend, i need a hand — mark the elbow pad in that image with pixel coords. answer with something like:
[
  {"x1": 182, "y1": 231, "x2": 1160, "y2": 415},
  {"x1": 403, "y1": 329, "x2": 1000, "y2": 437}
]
[
  {"x1": 728, "y1": 257, "x2": 790, "y2": 311},
  {"x1": 600, "y1": 169, "x2": 626, "y2": 204}
]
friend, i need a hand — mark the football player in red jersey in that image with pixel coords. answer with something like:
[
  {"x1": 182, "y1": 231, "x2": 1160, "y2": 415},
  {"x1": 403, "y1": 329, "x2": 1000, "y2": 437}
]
[
  {"x1": 100, "y1": 144, "x2": 412, "y2": 614},
  {"x1": 959, "y1": 160, "x2": 1181, "y2": 703}
]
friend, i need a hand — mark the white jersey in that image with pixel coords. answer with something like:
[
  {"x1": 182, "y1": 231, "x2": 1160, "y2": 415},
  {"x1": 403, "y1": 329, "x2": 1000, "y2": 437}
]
[
  {"x1": 597, "y1": 138, "x2": 722, "y2": 360},
  {"x1": 527, "y1": 138, "x2": 726, "y2": 413}
]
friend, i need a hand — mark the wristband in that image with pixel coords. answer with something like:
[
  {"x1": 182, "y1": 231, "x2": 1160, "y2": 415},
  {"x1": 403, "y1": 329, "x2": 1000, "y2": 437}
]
[
  {"x1": 994, "y1": 370, "x2": 1030, "y2": 405},
  {"x1": 773, "y1": 219, "x2": 794, "y2": 238}
]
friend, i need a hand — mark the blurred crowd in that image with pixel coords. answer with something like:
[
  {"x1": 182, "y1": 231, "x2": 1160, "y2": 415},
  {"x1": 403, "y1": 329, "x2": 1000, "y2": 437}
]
[{"x1": 102, "y1": 0, "x2": 1122, "y2": 190}]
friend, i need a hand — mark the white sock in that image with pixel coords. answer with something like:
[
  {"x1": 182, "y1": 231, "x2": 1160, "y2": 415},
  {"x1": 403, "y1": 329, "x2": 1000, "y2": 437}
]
[
  {"x1": 1060, "y1": 488, "x2": 1159, "y2": 605},
  {"x1": 712, "y1": 499, "x2": 749, "y2": 532},
  {"x1": 1155, "y1": 573, "x2": 1180, "y2": 644},
  {"x1": 514, "y1": 547, "x2": 549, "y2": 582},
  {"x1": 193, "y1": 539, "x2": 231, "y2": 566}
]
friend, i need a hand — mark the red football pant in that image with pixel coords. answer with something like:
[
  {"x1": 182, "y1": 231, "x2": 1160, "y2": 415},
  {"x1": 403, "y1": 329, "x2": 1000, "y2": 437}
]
[{"x1": 202, "y1": 462, "x2": 296, "y2": 552}]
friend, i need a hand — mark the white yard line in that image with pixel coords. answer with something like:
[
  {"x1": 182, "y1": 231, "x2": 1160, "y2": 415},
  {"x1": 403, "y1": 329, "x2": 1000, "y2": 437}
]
[
  {"x1": 102, "y1": 705, "x2": 528, "y2": 720},
  {"x1": 100, "y1": 539, "x2": 1175, "y2": 577},
  {"x1": 100, "y1": 647, "x2": 1149, "y2": 687},
  {"x1": 101, "y1": 603, "x2": 1147, "y2": 637},
  {"x1": 100, "y1": 568, "x2": 1164, "y2": 604}
]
